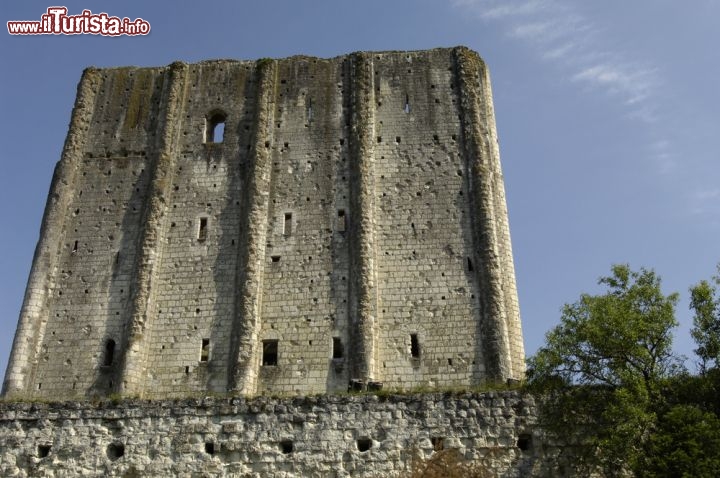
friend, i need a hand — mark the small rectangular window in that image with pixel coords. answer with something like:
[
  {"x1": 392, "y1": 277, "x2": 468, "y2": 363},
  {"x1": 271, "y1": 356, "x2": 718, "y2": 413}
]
[
  {"x1": 103, "y1": 339, "x2": 116, "y2": 366},
  {"x1": 198, "y1": 217, "x2": 208, "y2": 242},
  {"x1": 467, "y1": 257, "x2": 474, "y2": 272},
  {"x1": 332, "y1": 337, "x2": 344, "y2": 359},
  {"x1": 200, "y1": 338, "x2": 210, "y2": 362},
  {"x1": 283, "y1": 213, "x2": 292, "y2": 236},
  {"x1": 410, "y1": 334, "x2": 420, "y2": 358},
  {"x1": 263, "y1": 340, "x2": 278, "y2": 366},
  {"x1": 337, "y1": 210, "x2": 346, "y2": 233}
]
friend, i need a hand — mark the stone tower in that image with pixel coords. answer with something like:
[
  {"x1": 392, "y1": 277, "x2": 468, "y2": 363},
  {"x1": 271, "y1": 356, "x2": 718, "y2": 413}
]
[{"x1": 3, "y1": 47, "x2": 524, "y2": 400}]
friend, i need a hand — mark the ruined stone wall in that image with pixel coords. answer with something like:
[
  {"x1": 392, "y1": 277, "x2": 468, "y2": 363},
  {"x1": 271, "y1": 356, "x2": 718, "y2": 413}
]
[
  {"x1": 3, "y1": 47, "x2": 524, "y2": 400},
  {"x1": 0, "y1": 392, "x2": 561, "y2": 478}
]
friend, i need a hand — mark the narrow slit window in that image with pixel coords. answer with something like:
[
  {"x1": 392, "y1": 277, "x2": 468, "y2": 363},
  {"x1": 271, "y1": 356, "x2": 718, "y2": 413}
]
[
  {"x1": 467, "y1": 257, "x2": 474, "y2": 272},
  {"x1": 404, "y1": 94, "x2": 411, "y2": 113},
  {"x1": 337, "y1": 210, "x2": 346, "y2": 233},
  {"x1": 103, "y1": 339, "x2": 116, "y2": 366},
  {"x1": 205, "y1": 112, "x2": 226, "y2": 143},
  {"x1": 198, "y1": 217, "x2": 208, "y2": 242},
  {"x1": 200, "y1": 338, "x2": 210, "y2": 362},
  {"x1": 263, "y1": 340, "x2": 278, "y2": 366},
  {"x1": 410, "y1": 334, "x2": 420, "y2": 358},
  {"x1": 72, "y1": 240, "x2": 78, "y2": 253},
  {"x1": 307, "y1": 98, "x2": 313, "y2": 121},
  {"x1": 283, "y1": 213, "x2": 292, "y2": 236},
  {"x1": 332, "y1": 337, "x2": 344, "y2": 359}
]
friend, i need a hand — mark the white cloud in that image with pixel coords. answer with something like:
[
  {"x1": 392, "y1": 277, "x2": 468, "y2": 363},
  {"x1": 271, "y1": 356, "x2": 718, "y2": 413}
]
[
  {"x1": 453, "y1": 0, "x2": 662, "y2": 125},
  {"x1": 648, "y1": 140, "x2": 676, "y2": 174},
  {"x1": 481, "y1": 1, "x2": 549, "y2": 19},
  {"x1": 690, "y1": 189, "x2": 720, "y2": 216}
]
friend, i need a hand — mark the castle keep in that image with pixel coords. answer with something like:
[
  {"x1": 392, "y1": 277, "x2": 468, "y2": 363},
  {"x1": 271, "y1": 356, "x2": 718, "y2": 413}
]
[{"x1": 3, "y1": 47, "x2": 524, "y2": 400}]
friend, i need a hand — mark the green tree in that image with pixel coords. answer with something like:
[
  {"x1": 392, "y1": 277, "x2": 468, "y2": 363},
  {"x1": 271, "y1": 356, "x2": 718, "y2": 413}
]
[
  {"x1": 640, "y1": 404, "x2": 720, "y2": 478},
  {"x1": 690, "y1": 267, "x2": 720, "y2": 373},
  {"x1": 527, "y1": 264, "x2": 680, "y2": 476}
]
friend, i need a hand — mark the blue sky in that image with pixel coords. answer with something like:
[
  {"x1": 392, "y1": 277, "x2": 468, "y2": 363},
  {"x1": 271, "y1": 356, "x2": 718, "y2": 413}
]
[{"x1": 1, "y1": 1, "x2": 718, "y2": 378}]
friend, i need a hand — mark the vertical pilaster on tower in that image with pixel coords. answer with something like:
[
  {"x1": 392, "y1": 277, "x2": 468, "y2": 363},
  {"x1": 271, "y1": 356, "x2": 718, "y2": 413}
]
[
  {"x1": 229, "y1": 59, "x2": 278, "y2": 395},
  {"x1": 476, "y1": 61, "x2": 526, "y2": 379},
  {"x1": 2, "y1": 68, "x2": 101, "y2": 397},
  {"x1": 454, "y1": 47, "x2": 524, "y2": 382},
  {"x1": 119, "y1": 62, "x2": 189, "y2": 396},
  {"x1": 348, "y1": 52, "x2": 379, "y2": 384}
]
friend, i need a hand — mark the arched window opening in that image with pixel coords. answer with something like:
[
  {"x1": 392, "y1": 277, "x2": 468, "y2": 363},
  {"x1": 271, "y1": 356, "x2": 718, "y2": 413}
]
[
  {"x1": 103, "y1": 339, "x2": 116, "y2": 366},
  {"x1": 205, "y1": 111, "x2": 227, "y2": 143}
]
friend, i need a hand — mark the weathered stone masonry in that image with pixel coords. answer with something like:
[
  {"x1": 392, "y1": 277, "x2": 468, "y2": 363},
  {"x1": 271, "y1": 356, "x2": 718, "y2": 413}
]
[
  {"x1": 0, "y1": 392, "x2": 550, "y2": 477},
  {"x1": 3, "y1": 47, "x2": 524, "y2": 400}
]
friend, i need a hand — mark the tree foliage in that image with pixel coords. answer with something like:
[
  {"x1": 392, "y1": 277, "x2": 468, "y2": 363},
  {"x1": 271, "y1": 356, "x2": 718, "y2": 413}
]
[
  {"x1": 640, "y1": 404, "x2": 720, "y2": 478},
  {"x1": 527, "y1": 264, "x2": 681, "y2": 476},
  {"x1": 690, "y1": 268, "x2": 720, "y2": 372}
]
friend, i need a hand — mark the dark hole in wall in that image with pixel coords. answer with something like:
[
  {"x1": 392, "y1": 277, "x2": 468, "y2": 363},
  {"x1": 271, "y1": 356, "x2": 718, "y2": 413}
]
[
  {"x1": 410, "y1": 334, "x2": 420, "y2": 358},
  {"x1": 271, "y1": 255, "x2": 281, "y2": 263},
  {"x1": 337, "y1": 210, "x2": 346, "y2": 233},
  {"x1": 332, "y1": 337, "x2": 344, "y2": 359},
  {"x1": 467, "y1": 257, "x2": 474, "y2": 272},
  {"x1": 107, "y1": 443, "x2": 125, "y2": 461},
  {"x1": 72, "y1": 240, "x2": 78, "y2": 253},
  {"x1": 37, "y1": 444, "x2": 51, "y2": 458},
  {"x1": 200, "y1": 339, "x2": 210, "y2": 362},
  {"x1": 517, "y1": 434, "x2": 532, "y2": 451},
  {"x1": 263, "y1": 340, "x2": 278, "y2": 366},
  {"x1": 431, "y1": 437, "x2": 444, "y2": 451},
  {"x1": 205, "y1": 442, "x2": 215, "y2": 455},
  {"x1": 103, "y1": 339, "x2": 115, "y2": 366},
  {"x1": 357, "y1": 437, "x2": 372, "y2": 452},
  {"x1": 279, "y1": 440, "x2": 294, "y2": 454}
]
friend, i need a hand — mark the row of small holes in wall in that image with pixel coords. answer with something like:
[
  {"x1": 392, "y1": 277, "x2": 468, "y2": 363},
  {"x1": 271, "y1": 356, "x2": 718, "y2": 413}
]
[
  {"x1": 279, "y1": 211, "x2": 346, "y2": 238},
  {"x1": 38, "y1": 442, "x2": 124, "y2": 461},
  {"x1": 376, "y1": 89, "x2": 454, "y2": 110},
  {"x1": 258, "y1": 337, "x2": 345, "y2": 366},
  {"x1": 202, "y1": 87, "x2": 454, "y2": 144},
  {"x1": 375, "y1": 134, "x2": 456, "y2": 144},
  {"x1": 36, "y1": 435, "x2": 529, "y2": 462}
]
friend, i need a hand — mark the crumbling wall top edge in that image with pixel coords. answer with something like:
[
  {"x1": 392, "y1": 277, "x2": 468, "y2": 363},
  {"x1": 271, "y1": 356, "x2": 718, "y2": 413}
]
[{"x1": 79, "y1": 46, "x2": 485, "y2": 73}]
